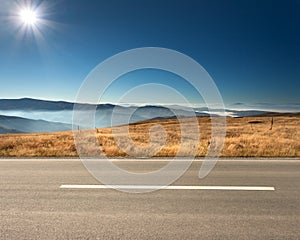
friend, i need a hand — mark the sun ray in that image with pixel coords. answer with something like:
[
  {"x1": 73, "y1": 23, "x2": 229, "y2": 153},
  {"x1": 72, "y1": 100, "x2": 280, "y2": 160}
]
[
  {"x1": 3, "y1": 0, "x2": 67, "y2": 61},
  {"x1": 7, "y1": 1, "x2": 58, "y2": 49}
]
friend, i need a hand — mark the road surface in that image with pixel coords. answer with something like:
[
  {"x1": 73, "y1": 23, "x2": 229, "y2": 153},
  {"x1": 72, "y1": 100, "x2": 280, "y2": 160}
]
[{"x1": 0, "y1": 158, "x2": 299, "y2": 239}]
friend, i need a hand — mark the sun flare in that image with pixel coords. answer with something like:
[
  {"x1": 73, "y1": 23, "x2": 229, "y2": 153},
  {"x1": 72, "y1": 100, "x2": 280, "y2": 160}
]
[
  {"x1": 20, "y1": 9, "x2": 37, "y2": 25},
  {"x1": 13, "y1": 2, "x2": 54, "y2": 43}
]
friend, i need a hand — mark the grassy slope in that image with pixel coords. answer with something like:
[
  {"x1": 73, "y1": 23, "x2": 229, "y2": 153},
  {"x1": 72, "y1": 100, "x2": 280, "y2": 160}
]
[{"x1": 0, "y1": 116, "x2": 299, "y2": 157}]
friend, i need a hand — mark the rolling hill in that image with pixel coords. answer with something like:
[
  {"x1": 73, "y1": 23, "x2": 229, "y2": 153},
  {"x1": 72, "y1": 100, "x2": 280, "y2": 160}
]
[
  {"x1": 0, "y1": 115, "x2": 72, "y2": 133},
  {"x1": 0, "y1": 115, "x2": 299, "y2": 157}
]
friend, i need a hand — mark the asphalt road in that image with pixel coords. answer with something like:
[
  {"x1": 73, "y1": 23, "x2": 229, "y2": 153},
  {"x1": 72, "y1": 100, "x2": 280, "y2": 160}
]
[{"x1": 0, "y1": 158, "x2": 299, "y2": 240}]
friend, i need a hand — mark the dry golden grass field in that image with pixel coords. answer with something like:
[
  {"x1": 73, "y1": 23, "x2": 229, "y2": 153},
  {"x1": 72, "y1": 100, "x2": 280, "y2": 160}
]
[{"x1": 0, "y1": 115, "x2": 299, "y2": 157}]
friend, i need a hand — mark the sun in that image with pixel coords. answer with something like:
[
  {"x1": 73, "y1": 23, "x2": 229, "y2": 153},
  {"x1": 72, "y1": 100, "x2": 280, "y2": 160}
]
[
  {"x1": 12, "y1": 2, "x2": 57, "y2": 43},
  {"x1": 20, "y1": 9, "x2": 37, "y2": 25}
]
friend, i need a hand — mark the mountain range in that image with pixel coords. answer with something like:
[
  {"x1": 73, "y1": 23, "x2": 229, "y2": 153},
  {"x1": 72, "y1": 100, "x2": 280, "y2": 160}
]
[
  {"x1": 0, "y1": 115, "x2": 72, "y2": 134},
  {"x1": 0, "y1": 98, "x2": 298, "y2": 134}
]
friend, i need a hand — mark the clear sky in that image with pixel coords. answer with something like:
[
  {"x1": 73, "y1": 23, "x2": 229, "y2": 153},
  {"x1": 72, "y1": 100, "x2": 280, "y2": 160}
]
[{"x1": 0, "y1": 0, "x2": 299, "y2": 106}]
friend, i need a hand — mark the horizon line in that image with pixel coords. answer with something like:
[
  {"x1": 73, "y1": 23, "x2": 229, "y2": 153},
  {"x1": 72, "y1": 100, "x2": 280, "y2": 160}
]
[{"x1": 0, "y1": 97, "x2": 299, "y2": 112}]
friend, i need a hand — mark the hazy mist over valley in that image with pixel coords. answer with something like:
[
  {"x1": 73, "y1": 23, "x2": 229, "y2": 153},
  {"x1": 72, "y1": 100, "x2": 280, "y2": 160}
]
[{"x1": 0, "y1": 98, "x2": 298, "y2": 134}]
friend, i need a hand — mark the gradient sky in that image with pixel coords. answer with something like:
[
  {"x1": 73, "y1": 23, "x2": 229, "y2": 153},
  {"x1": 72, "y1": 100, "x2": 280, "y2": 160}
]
[{"x1": 0, "y1": 0, "x2": 299, "y2": 106}]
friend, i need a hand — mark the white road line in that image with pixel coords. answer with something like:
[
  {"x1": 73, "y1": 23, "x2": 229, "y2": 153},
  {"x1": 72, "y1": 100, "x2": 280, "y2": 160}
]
[{"x1": 60, "y1": 185, "x2": 275, "y2": 191}]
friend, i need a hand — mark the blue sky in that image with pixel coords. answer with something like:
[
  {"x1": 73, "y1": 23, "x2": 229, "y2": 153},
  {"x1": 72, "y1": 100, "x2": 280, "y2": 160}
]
[{"x1": 0, "y1": 0, "x2": 299, "y2": 106}]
